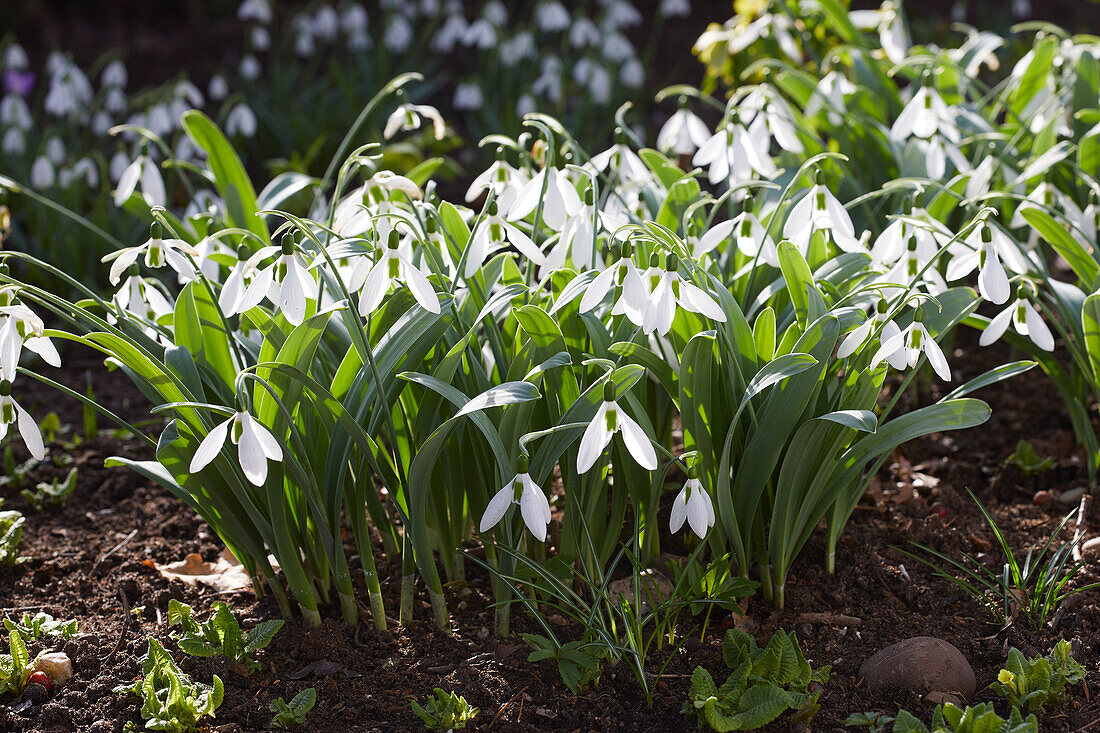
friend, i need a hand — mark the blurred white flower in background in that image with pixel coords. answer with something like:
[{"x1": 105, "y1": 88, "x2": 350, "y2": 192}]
[
  {"x1": 536, "y1": 2, "x2": 571, "y2": 32},
  {"x1": 30, "y1": 157, "x2": 55, "y2": 189},
  {"x1": 226, "y1": 103, "x2": 257, "y2": 138},
  {"x1": 238, "y1": 0, "x2": 273, "y2": 25}
]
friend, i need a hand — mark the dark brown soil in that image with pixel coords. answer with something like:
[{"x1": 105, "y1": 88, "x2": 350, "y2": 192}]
[{"x1": 0, "y1": 332, "x2": 1098, "y2": 733}]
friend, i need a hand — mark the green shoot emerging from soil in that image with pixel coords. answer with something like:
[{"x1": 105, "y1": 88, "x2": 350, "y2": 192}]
[
  {"x1": 168, "y1": 599, "x2": 283, "y2": 674},
  {"x1": 20, "y1": 467, "x2": 78, "y2": 511},
  {"x1": 0, "y1": 628, "x2": 33, "y2": 697},
  {"x1": 891, "y1": 703, "x2": 1036, "y2": 733},
  {"x1": 269, "y1": 687, "x2": 317, "y2": 728},
  {"x1": 114, "y1": 638, "x2": 223, "y2": 733},
  {"x1": 3, "y1": 612, "x2": 78, "y2": 641},
  {"x1": 410, "y1": 688, "x2": 479, "y2": 731}
]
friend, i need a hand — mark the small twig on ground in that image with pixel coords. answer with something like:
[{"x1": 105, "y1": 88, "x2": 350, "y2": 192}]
[
  {"x1": 1072, "y1": 493, "x2": 1092, "y2": 563},
  {"x1": 796, "y1": 612, "x2": 862, "y2": 627},
  {"x1": 91, "y1": 529, "x2": 138, "y2": 577},
  {"x1": 1071, "y1": 716, "x2": 1100, "y2": 733},
  {"x1": 102, "y1": 583, "x2": 130, "y2": 665},
  {"x1": 488, "y1": 686, "x2": 528, "y2": 729}
]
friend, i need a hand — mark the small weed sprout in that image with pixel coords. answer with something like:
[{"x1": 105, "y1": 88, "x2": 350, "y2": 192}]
[
  {"x1": 409, "y1": 688, "x2": 479, "y2": 731},
  {"x1": 20, "y1": 467, "x2": 77, "y2": 511},
  {"x1": 270, "y1": 687, "x2": 317, "y2": 728},
  {"x1": 990, "y1": 640, "x2": 1086, "y2": 714},
  {"x1": 114, "y1": 638, "x2": 223, "y2": 733},
  {"x1": 168, "y1": 599, "x2": 283, "y2": 674}
]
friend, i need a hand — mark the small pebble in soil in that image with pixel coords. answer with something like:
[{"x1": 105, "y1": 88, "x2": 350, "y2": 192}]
[
  {"x1": 930, "y1": 502, "x2": 948, "y2": 517},
  {"x1": 1032, "y1": 490, "x2": 1054, "y2": 507}
]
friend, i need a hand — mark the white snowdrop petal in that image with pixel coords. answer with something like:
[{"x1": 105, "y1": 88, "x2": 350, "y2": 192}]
[
  {"x1": 980, "y1": 305, "x2": 1014, "y2": 347},
  {"x1": 15, "y1": 401, "x2": 45, "y2": 460},
  {"x1": 479, "y1": 484, "x2": 514, "y2": 533},
  {"x1": 189, "y1": 418, "x2": 231, "y2": 473},
  {"x1": 618, "y1": 411, "x2": 657, "y2": 470}
]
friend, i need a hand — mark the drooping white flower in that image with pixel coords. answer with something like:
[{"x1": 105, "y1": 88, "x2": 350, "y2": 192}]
[
  {"x1": 657, "y1": 103, "x2": 710, "y2": 156},
  {"x1": 0, "y1": 380, "x2": 44, "y2": 460},
  {"x1": 383, "y1": 103, "x2": 446, "y2": 140},
  {"x1": 670, "y1": 474, "x2": 714, "y2": 540},
  {"x1": 190, "y1": 410, "x2": 283, "y2": 486},
  {"x1": 588, "y1": 140, "x2": 650, "y2": 183},
  {"x1": 879, "y1": 234, "x2": 948, "y2": 295},
  {"x1": 737, "y1": 87, "x2": 803, "y2": 154},
  {"x1": 850, "y1": 1, "x2": 909, "y2": 65},
  {"x1": 479, "y1": 456, "x2": 551, "y2": 541},
  {"x1": 238, "y1": 0, "x2": 273, "y2": 24},
  {"x1": 0, "y1": 94, "x2": 32, "y2": 130},
  {"x1": 353, "y1": 230, "x2": 440, "y2": 316},
  {"x1": 693, "y1": 115, "x2": 777, "y2": 188},
  {"x1": 659, "y1": 0, "x2": 691, "y2": 18},
  {"x1": 30, "y1": 157, "x2": 54, "y2": 189},
  {"x1": 112, "y1": 271, "x2": 174, "y2": 327},
  {"x1": 694, "y1": 203, "x2": 778, "y2": 266},
  {"x1": 837, "y1": 299, "x2": 906, "y2": 369},
  {"x1": 466, "y1": 156, "x2": 530, "y2": 213},
  {"x1": 577, "y1": 242, "x2": 646, "y2": 321},
  {"x1": 576, "y1": 382, "x2": 657, "y2": 473},
  {"x1": 233, "y1": 235, "x2": 318, "y2": 326},
  {"x1": 100, "y1": 60, "x2": 128, "y2": 88},
  {"x1": 105, "y1": 223, "x2": 199, "y2": 286},
  {"x1": 979, "y1": 291, "x2": 1054, "y2": 351},
  {"x1": 872, "y1": 311, "x2": 952, "y2": 381},
  {"x1": 507, "y1": 165, "x2": 582, "y2": 230},
  {"x1": 0, "y1": 302, "x2": 61, "y2": 380},
  {"x1": 804, "y1": 70, "x2": 857, "y2": 124},
  {"x1": 225, "y1": 103, "x2": 258, "y2": 138},
  {"x1": 535, "y1": 1, "x2": 571, "y2": 32},
  {"x1": 114, "y1": 153, "x2": 166, "y2": 208},
  {"x1": 945, "y1": 223, "x2": 1012, "y2": 304},
  {"x1": 467, "y1": 200, "x2": 547, "y2": 277},
  {"x1": 783, "y1": 177, "x2": 863, "y2": 254},
  {"x1": 636, "y1": 254, "x2": 726, "y2": 336}
]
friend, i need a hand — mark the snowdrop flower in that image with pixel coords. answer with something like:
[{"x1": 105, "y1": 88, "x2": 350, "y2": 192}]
[
  {"x1": 536, "y1": 2, "x2": 571, "y2": 32},
  {"x1": 1009, "y1": 181, "x2": 1089, "y2": 238},
  {"x1": 463, "y1": 18, "x2": 497, "y2": 49},
  {"x1": 637, "y1": 253, "x2": 726, "y2": 336},
  {"x1": 872, "y1": 310, "x2": 951, "y2": 381},
  {"x1": 354, "y1": 230, "x2": 440, "y2": 316},
  {"x1": 1, "y1": 128, "x2": 23, "y2": 155},
  {"x1": 44, "y1": 63, "x2": 93, "y2": 118},
  {"x1": 980, "y1": 287, "x2": 1053, "y2": 351},
  {"x1": 239, "y1": 55, "x2": 262, "y2": 80},
  {"x1": 106, "y1": 223, "x2": 199, "y2": 286},
  {"x1": 225, "y1": 103, "x2": 258, "y2": 138},
  {"x1": 431, "y1": 14, "x2": 468, "y2": 53},
  {"x1": 578, "y1": 242, "x2": 647, "y2": 320},
  {"x1": 45, "y1": 137, "x2": 65, "y2": 165},
  {"x1": 660, "y1": 0, "x2": 691, "y2": 17},
  {"x1": 602, "y1": 32, "x2": 635, "y2": 64},
  {"x1": 467, "y1": 201, "x2": 546, "y2": 277},
  {"x1": 657, "y1": 101, "x2": 710, "y2": 156},
  {"x1": 945, "y1": 223, "x2": 1014, "y2": 304},
  {"x1": 384, "y1": 16, "x2": 414, "y2": 52},
  {"x1": 500, "y1": 32, "x2": 536, "y2": 66},
  {"x1": 849, "y1": 1, "x2": 909, "y2": 65},
  {"x1": 0, "y1": 380, "x2": 44, "y2": 460},
  {"x1": 113, "y1": 268, "x2": 174, "y2": 326},
  {"x1": 250, "y1": 26, "x2": 271, "y2": 51},
  {"x1": 670, "y1": 469, "x2": 715, "y2": 540},
  {"x1": 233, "y1": 234, "x2": 317, "y2": 326},
  {"x1": 114, "y1": 152, "x2": 166, "y2": 208},
  {"x1": 620, "y1": 59, "x2": 645, "y2": 88},
  {"x1": 479, "y1": 455, "x2": 550, "y2": 541},
  {"x1": 508, "y1": 165, "x2": 581, "y2": 230},
  {"x1": 0, "y1": 302, "x2": 61, "y2": 378},
  {"x1": 92, "y1": 110, "x2": 114, "y2": 136},
  {"x1": 312, "y1": 6, "x2": 340, "y2": 41},
  {"x1": 516, "y1": 94, "x2": 537, "y2": 117},
  {"x1": 695, "y1": 201, "x2": 778, "y2": 266},
  {"x1": 190, "y1": 409, "x2": 283, "y2": 486},
  {"x1": 693, "y1": 114, "x2": 777, "y2": 187},
  {"x1": 891, "y1": 84, "x2": 960, "y2": 178},
  {"x1": 871, "y1": 210, "x2": 952, "y2": 268},
  {"x1": 783, "y1": 175, "x2": 863, "y2": 254},
  {"x1": 384, "y1": 102, "x2": 446, "y2": 140},
  {"x1": 30, "y1": 157, "x2": 55, "y2": 189},
  {"x1": 238, "y1": 0, "x2": 273, "y2": 24},
  {"x1": 569, "y1": 18, "x2": 601, "y2": 48},
  {"x1": 737, "y1": 87, "x2": 803, "y2": 154},
  {"x1": 453, "y1": 82, "x2": 483, "y2": 111},
  {"x1": 879, "y1": 235, "x2": 947, "y2": 296},
  {"x1": 70, "y1": 157, "x2": 99, "y2": 188},
  {"x1": 577, "y1": 381, "x2": 657, "y2": 473},
  {"x1": 702, "y1": 7, "x2": 800, "y2": 63},
  {"x1": 101, "y1": 60, "x2": 127, "y2": 88},
  {"x1": 0, "y1": 94, "x2": 32, "y2": 129},
  {"x1": 804, "y1": 70, "x2": 856, "y2": 124},
  {"x1": 837, "y1": 299, "x2": 906, "y2": 368},
  {"x1": 466, "y1": 155, "x2": 530, "y2": 213},
  {"x1": 603, "y1": 0, "x2": 643, "y2": 29},
  {"x1": 483, "y1": 0, "x2": 507, "y2": 26},
  {"x1": 588, "y1": 138, "x2": 649, "y2": 183},
  {"x1": 4, "y1": 44, "x2": 28, "y2": 71},
  {"x1": 531, "y1": 56, "x2": 563, "y2": 102}
]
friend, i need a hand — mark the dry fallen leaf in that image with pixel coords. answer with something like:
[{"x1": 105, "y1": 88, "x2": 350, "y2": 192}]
[{"x1": 151, "y1": 548, "x2": 278, "y2": 593}]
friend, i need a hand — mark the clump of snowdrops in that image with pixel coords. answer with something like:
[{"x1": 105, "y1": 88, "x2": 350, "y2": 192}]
[{"x1": 3, "y1": 0, "x2": 1073, "y2": 647}]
